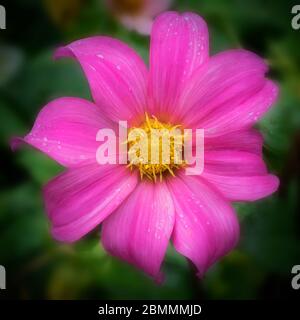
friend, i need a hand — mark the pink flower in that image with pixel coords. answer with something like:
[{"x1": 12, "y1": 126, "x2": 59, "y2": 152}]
[
  {"x1": 12, "y1": 12, "x2": 279, "y2": 281},
  {"x1": 105, "y1": 0, "x2": 172, "y2": 35}
]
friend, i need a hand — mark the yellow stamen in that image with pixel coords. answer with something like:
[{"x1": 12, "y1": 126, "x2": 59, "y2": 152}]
[{"x1": 127, "y1": 113, "x2": 185, "y2": 182}]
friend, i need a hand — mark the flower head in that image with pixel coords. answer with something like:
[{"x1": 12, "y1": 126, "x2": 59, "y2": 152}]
[{"x1": 12, "y1": 12, "x2": 279, "y2": 281}]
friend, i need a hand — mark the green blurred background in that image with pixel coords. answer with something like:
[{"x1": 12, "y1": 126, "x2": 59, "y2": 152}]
[{"x1": 0, "y1": 0, "x2": 300, "y2": 299}]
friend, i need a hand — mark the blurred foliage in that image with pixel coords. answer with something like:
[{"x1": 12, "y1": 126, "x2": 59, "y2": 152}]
[{"x1": 0, "y1": 0, "x2": 299, "y2": 299}]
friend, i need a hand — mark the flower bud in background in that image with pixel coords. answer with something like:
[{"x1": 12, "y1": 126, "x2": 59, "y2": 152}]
[
  {"x1": 105, "y1": 0, "x2": 172, "y2": 35},
  {"x1": 44, "y1": 0, "x2": 84, "y2": 29}
]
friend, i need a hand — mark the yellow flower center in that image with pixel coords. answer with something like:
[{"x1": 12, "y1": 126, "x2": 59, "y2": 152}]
[{"x1": 127, "y1": 114, "x2": 185, "y2": 182}]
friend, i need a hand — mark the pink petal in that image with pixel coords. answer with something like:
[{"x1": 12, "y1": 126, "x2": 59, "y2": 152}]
[
  {"x1": 148, "y1": 12, "x2": 209, "y2": 119},
  {"x1": 179, "y1": 50, "x2": 276, "y2": 133},
  {"x1": 167, "y1": 173, "x2": 239, "y2": 276},
  {"x1": 55, "y1": 37, "x2": 148, "y2": 124},
  {"x1": 201, "y1": 151, "x2": 279, "y2": 201},
  {"x1": 200, "y1": 81, "x2": 278, "y2": 136},
  {"x1": 202, "y1": 173, "x2": 279, "y2": 202},
  {"x1": 102, "y1": 181, "x2": 175, "y2": 281},
  {"x1": 11, "y1": 97, "x2": 115, "y2": 167},
  {"x1": 205, "y1": 129, "x2": 263, "y2": 156},
  {"x1": 44, "y1": 164, "x2": 138, "y2": 242},
  {"x1": 204, "y1": 151, "x2": 267, "y2": 176}
]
